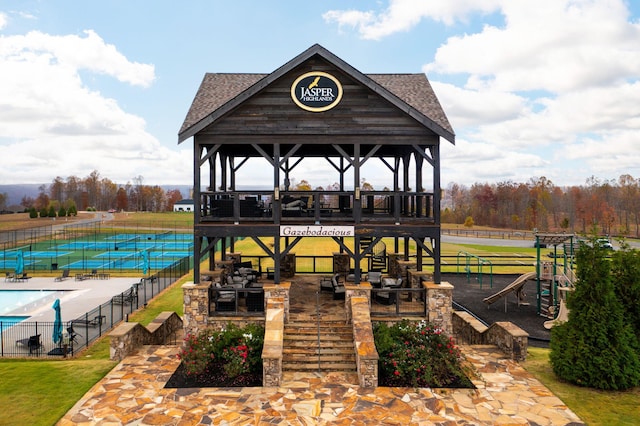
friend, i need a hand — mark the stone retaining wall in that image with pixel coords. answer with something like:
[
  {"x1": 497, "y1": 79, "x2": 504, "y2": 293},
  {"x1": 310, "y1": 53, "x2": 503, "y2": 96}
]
[
  {"x1": 182, "y1": 281, "x2": 210, "y2": 337},
  {"x1": 262, "y1": 296, "x2": 285, "y2": 387},
  {"x1": 110, "y1": 311, "x2": 183, "y2": 361},
  {"x1": 350, "y1": 295, "x2": 379, "y2": 387},
  {"x1": 452, "y1": 311, "x2": 529, "y2": 361}
]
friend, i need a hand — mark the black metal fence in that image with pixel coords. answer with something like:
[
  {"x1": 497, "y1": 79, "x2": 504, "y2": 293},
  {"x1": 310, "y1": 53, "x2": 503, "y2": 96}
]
[{"x1": 0, "y1": 256, "x2": 191, "y2": 358}]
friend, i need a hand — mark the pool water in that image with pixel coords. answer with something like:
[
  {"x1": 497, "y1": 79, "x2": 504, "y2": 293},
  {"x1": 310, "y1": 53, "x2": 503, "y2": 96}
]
[
  {"x1": 0, "y1": 290, "x2": 57, "y2": 315},
  {"x1": 0, "y1": 315, "x2": 29, "y2": 331}
]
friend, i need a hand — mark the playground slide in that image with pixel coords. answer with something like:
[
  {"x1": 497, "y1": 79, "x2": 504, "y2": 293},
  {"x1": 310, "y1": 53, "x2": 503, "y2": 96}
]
[
  {"x1": 483, "y1": 272, "x2": 537, "y2": 306},
  {"x1": 544, "y1": 299, "x2": 569, "y2": 329}
]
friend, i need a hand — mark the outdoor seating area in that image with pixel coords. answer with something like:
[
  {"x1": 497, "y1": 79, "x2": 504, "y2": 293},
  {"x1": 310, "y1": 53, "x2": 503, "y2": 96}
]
[{"x1": 211, "y1": 261, "x2": 265, "y2": 313}]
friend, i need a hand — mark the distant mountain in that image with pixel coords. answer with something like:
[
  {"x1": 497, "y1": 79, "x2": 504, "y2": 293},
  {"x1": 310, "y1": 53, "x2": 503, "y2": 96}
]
[{"x1": 0, "y1": 184, "x2": 42, "y2": 207}]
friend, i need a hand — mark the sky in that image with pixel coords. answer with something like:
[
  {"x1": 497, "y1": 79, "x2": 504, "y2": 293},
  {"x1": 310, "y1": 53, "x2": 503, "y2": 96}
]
[{"x1": 1, "y1": 0, "x2": 640, "y2": 191}]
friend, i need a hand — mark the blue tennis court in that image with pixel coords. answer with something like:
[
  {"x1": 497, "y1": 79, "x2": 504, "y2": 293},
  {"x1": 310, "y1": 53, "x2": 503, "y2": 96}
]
[{"x1": 2, "y1": 232, "x2": 193, "y2": 273}]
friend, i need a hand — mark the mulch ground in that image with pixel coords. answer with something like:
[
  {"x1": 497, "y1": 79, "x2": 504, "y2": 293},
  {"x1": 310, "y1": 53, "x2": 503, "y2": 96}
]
[{"x1": 443, "y1": 273, "x2": 551, "y2": 347}]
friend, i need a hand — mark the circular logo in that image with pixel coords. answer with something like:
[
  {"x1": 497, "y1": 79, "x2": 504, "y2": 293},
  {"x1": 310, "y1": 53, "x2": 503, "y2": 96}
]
[{"x1": 290, "y1": 72, "x2": 343, "y2": 112}]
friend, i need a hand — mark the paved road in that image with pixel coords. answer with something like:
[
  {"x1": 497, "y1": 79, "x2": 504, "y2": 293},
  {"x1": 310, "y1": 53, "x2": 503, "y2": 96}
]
[{"x1": 442, "y1": 234, "x2": 639, "y2": 250}]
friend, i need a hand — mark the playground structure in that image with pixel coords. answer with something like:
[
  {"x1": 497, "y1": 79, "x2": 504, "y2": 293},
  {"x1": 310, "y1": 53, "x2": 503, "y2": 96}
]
[
  {"x1": 482, "y1": 233, "x2": 576, "y2": 324},
  {"x1": 457, "y1": 251, "x2": 493, "y2": 288}
]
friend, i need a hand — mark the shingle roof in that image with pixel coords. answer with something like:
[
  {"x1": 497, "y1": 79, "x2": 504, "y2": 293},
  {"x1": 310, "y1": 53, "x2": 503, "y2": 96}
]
[
  {"x1": 178, "y1": 45, "x2": 454, "y2": 143},
  {"x1": 179, "y1": 73, "x2": 266, "y2": 136}
]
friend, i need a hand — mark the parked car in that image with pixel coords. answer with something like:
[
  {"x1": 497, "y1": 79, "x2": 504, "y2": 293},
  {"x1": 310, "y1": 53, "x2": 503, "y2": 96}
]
[{"x1": 596, "y1": 238, "x2": 614, "y2": 250}]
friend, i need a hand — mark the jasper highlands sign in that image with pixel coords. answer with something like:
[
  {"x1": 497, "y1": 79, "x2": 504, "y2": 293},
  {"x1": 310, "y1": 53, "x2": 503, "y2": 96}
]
[{"x1": 290, "y1": 72, "x2": 343, "y2": 112}]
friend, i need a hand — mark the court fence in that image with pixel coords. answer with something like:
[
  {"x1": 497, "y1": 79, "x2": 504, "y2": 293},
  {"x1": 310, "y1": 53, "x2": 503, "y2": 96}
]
[{"x1": 0, "y1": 256, "x2": 191, "y2": 358}]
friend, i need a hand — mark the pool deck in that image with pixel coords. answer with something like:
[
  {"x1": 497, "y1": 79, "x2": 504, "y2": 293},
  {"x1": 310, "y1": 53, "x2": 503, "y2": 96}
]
[{"x1": 1, "y1": 276, "x2": 141, "y2": 322}]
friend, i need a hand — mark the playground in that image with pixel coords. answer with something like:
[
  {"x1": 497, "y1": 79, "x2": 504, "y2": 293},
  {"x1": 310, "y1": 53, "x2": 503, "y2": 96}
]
[{"x1": 449, "y1": 233, "x2": 577, "y2": 347}]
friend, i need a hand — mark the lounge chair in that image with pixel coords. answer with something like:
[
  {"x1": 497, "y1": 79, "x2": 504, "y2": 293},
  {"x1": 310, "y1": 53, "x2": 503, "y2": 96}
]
[
  {"x1": 375, "y1": 278, "x2": 403, "y2": 305},
  {"x1": 112, "y1": 286, "x2": 137, "y2": 305},
  {"x1": 213, "y1": 283, "x2": 237, "y2": 312},
  {"x1": 16, "y1": 334, "x2": 42, "y2": 354},
  {"x1": 366, "y1": 271, "x2": 383, "y2": 287},
  {"x1": 331, "y1": 273, "x2": 346, "y2": 300},
  {"x1": 55, "y1": 269, "x2": 70, "y2": 281},
  {"x1": 71, "y1": 315, "x2": 106, "y2": 327},
  {"x1": 5, "y1": 272, "x2": 15, "y2": 282},
  {"x1": 15, "y1": 273, "x2": 32, "y2": 282}
]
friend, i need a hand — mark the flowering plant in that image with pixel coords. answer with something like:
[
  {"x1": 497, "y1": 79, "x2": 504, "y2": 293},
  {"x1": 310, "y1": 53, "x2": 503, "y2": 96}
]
[
  {"x1": 177, "y1": 322, "x2": 264, "y2": 379},
  {"x1": 374, "y1": 319, "x2": 473, "y2": 388}
]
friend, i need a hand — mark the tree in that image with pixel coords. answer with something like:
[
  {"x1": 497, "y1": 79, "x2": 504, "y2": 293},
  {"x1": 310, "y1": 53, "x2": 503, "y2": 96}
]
[
  {"x1": 611, "y1": 243, "x2": 640, "y2": 344},
  {"x1": 463, "y1": 216, "x2": 474, "y2": 228},
  {"x1": 116, "y1": 187, "x2": 128, "y2": 211},
  {"x1": 166, "y1": 189, "x2": 183, "y2": 211},
  {"x1": 48, "y1": 205, "x2": 56, "y2": 218},
  {"x1": 550, "y1": 237, "x2": 640, "y2": 390}
]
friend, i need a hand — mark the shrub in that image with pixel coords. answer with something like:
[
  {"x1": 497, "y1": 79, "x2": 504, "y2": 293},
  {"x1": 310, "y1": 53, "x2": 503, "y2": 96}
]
[
  {"x1": 611, "y1": 242, "x2": 640, "y2": 345},
  {"x1": 177, "y1": 322, "x2": 264, "y2": 379},
  {"x1": 550, "y1": 237, "x2": 640, "y2": 390},
  {"x1": 374, "y1": 319, "x2": 473, "y2": 388}
]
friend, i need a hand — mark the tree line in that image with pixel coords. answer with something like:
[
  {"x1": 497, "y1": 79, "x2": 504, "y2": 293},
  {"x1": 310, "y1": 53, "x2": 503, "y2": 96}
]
[
  {"x1": 17, "y1": 170, "x2": 185, "y2": 214},
  {"x1": 442, "y1": 175, "x2": 640, "y2": 237}
]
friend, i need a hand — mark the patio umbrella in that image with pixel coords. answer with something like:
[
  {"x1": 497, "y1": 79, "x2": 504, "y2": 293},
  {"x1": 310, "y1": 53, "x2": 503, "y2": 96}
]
[
  {"x1": 14, "y1": 250, "x2": 24, "y2": 275},
  {"x1": 52, "y1": 299, "x2": 63, "y2": 344},
  {"x1": 141, "y1": 249, "x2": 150, "y2": 275}
]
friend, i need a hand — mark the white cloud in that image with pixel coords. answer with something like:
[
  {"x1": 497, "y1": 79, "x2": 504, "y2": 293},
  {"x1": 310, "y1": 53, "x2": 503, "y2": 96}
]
[
  {"x1": 323, "y1": 0, "x2": 502, "y2": 39},
  {"x1": 426, "y1": 0, "x2": 640, "y2": 93},
  {"x1": 0, "y1": 12, "x2": 7, "y2": 29},
  {"x1": 326, "y1": 0, "x2": 640, "y2": 185},
  {"x1": 0, "y1": 29, "x2": 191, "y2": 185}
]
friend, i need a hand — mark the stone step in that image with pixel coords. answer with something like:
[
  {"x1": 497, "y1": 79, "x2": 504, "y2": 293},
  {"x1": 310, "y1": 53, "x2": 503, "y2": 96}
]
[
  {"x1": 286, "y1": 330, "x2": 352, "y2": 336},
  {"x1": 284, "y1": 333, "x2": 353, "y2": 342},
  {"x1": 284, "y1": 340, "x2": 354, "y2": 349},
  {"x1": 282, "y1": 349, "x2": 356, "y2": 362},
  {"x1": 282, "y1": 362, "x2": 356, "y2": 372},
  {"x1": 282, "y1": 345, "x2": 354, "y2": 355}
]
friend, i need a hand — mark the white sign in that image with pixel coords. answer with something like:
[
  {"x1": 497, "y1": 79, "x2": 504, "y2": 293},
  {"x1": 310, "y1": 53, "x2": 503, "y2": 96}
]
[{"x1": 280, "y1": 225, "x2": 355, "y2": 237}]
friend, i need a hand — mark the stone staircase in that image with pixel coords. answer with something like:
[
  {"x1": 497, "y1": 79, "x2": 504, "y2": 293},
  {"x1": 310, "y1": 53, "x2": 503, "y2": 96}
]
[{"x1": 283, "y1": 314, "x2": 357, "y2": 373}]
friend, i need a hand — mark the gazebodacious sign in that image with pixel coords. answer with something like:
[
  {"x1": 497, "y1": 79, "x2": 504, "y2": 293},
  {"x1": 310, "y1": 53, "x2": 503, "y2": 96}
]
[{"x1": 290, "y1": 71, "x2": 343, "y2": 112}]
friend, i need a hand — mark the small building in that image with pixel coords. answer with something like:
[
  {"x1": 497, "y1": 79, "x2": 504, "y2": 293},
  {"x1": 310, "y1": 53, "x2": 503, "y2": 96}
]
[{"x1": 173, "y1": 199, "x2": 194, "y2": 212}]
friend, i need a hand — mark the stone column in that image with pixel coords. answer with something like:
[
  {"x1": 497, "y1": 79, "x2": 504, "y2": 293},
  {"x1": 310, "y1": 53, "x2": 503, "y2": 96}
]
[
  {"x1": 425, "y1": 281, "x2": 454, "y2": 335},
  {"x1": 345, "y1": 283, "x2": 371, "y2": 324},
  {"x1": 281, "y1": 253, "x2": 296, "y2": 278},
  {"x1": 182, "y1": 281, "x2": 211, "y2": 338},
  {"x1": 388, "y1": 253, "x2": 402, "y2": 278},
  {"x1": 263, "y1": 282, "x2": 290, "y2": 322},
  {"x1": 226, "y1": 252, "x2": 242, "y2": 264},
  {"x1": 333, "y1": 252, "x2": 349, "y2": 276}
]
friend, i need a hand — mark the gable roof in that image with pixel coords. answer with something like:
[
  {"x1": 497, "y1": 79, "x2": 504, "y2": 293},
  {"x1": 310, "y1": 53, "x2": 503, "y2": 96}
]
[{"x1": 178, "y1": 44, "x2": 454, "y2": 144}]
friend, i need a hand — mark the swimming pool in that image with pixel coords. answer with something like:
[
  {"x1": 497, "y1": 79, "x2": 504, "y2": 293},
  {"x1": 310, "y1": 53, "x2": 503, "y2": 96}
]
[
  {"x1": 0, "y1": 290, "x2": 58, "y2": 315},
  {"x1": 0, "y1": 315, "x2": 29, "y2": 331}
]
